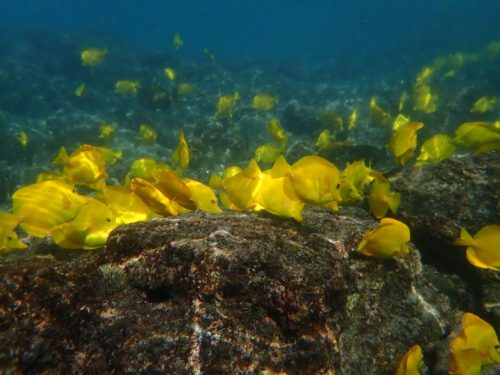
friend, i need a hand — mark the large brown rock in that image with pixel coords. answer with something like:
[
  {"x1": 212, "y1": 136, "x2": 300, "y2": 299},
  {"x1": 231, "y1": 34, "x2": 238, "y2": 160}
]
[
  {"x1": 393, "y1": 150, "x2": 499, "y2": 245},
  {"x1": 0, "y1": 208, "x2": 469, "y2": 374},
  {"x1": 392, "y1": 151, "x2": 500, "y2": 328}
]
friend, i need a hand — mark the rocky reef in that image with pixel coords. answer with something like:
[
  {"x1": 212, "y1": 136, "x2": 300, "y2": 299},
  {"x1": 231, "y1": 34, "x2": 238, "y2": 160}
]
[{"x1": 1, "y1": 151, "x2": 499, "y2": 374}]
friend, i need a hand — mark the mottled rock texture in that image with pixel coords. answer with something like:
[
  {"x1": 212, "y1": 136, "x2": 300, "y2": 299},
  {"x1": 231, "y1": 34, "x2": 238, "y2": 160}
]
[
  {"x1": 393, "y1": 150, "x2": 500, "y2": 328},
  {"x1": 0, "y1": 208, "x2": 472, "y2": 374}
]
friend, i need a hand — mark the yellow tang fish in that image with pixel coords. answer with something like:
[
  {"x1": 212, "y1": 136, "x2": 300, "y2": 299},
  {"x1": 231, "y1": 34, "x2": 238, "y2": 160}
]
[
  {"x1": 339, "y1": 160, "x2": 375, "y2": 204},
  {"x1": 154, "y1": 170, "x2": 196, "y2": 210},
  {"x1": 36, "y1": 171, "x2": 68, "y2": 183},
  {"x1": 415, "y1": 66, "x2": 434, "y2": 85},
  {"x1": 394, "y1": 345, "x2": 424, "y2": 375},
  {"x1": 172, "y1": 32, "x2": 184, "y2": 50},
  {"x1": 177, "y1": 83, "x2": 196, "y2": 95},
  {"x1": 115, "y1": 80, "x2": 140, "y2": 95},
  {"x1": 184, "y1": 179, "x2": 222, "y2": 213},
  {"x1": 138, "y1": 123, "x2": 157, "y2": 144},
  {"x1": 18, "y1": 131, "x2": 29, "y2": 147},
  {"x1": 255, "y1": 166, "x2": 304, "y2": 222},
  {"x1": 215, "y1": 92, "x2": 240, "y2": 119},
  {"x1": 453, "y1": 122, "x2": 500, "y2": 153},
  {"x1": 388, "y1": 121, "x2": 424, "y2": 165},
  {"x1": 75, "y1": 83, "x2": 86, "y2": 97},
  {"x1": 315, "y1": 129, "x2": 343, "y2": 153},
  {"x1": 164, "y1": 67, "x2": 176, "y2": 81},
  {"x1": 254, "y1": 143, "x2": 282, "y2": 164},
  {"x1": 172, "y1": 131, "x2": 190, "y2": 170},
  {"x1": 370, "y1": 97, "x2": 391, "y2": 125},
  {"x1": 98, "y1": 185, "x2": 157, "y2": 225},
  {"x1": 454, "y1": 225, "x2": 500, "y2": 270},
  {"x1": 12, "y1": 180, "x2": 89, "y2": 237},
  {"x1": 208, "y1": 173, "x2": 224, "y2": 190},
  {"x1": 99, "y1": 123, "x2": 115, "y2": 141},
  {"x1": 125, "y1": 157, "x2": 173, "y2": 184},
  {"x1": 449, "y1": 313, "x2": 500, "y2": 374},
  {"x1": 392, "y1": 114, "x2": 410, "y2": 131},
  {"x1": 53, "y1": 145, "x2": 107, "y2": 189},
  {"x1": 398, "y1": 91, "x2": 409, "y2": 112},
  {"x1": 208, "y1": 166, "x2": 242, "y2": 190},
  {"x1": 266, "y1": 118, "x2": 288, "y2": 146},
  {"x1": 51, "y1": 199, "x2": 116, "y2": 250},
  {"x1": 368, "y1": 174, "x2": 400, "y2": 219},
  {"x1": 222, "y1": 159, "x2": 263, "y2": 211},
  {"x1": 357, "y1": 218, "x2": 410, "y2": 258},
  {"x1": 348, "y1": 109, "x2": 358, "y2": 130},
  {"x1": 278, "y1": 155, "x2": 342, "y2": 210},
  {"x1": 130, "y1": 178, "x2": 180, "y2": 217},
  {"x1": 81, "y1": 48, "x2": 107, "y2": 67},
  {"x1": 0, "y1": 211, "x2": 26, "y2": 252},
  {"x1": 209, "y1": 165, "x2": 243, "y2": 211},
  {"x1": 413, "y1": 84, "x2": 437, "y2": 113},
  {"x1": 251, "y1": 92, "x2": 278, "y2": 111},
  {"x1": 470, "y1": 96, "x2": 498, "y2": 113},
  {"x1": 97, "y1": 147, "x2": 122, "y2": 165},
  {"x1": 415, "y1": 134, "x2": 455, "y2": 166}
]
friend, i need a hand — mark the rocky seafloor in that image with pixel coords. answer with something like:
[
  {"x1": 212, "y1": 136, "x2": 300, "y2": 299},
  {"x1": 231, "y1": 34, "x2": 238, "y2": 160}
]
[{"x1": 0, "y1": 151, "x2": 498, "y2": 374}]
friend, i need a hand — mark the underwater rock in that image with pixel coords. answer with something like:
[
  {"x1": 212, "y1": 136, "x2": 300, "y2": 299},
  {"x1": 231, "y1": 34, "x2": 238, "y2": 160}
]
[
  {"x1": 393, "y1": 151, "x2": 499, "y2": 244},
  {"x1": 282, "y1": 99, "x2": 322, "y2": 135},
  {"x1": 0, "y1": 208, "x2": 470, "y2": 374},
  {"x1": 392, "y1": 151, "x2": 500, "y2": 329}
]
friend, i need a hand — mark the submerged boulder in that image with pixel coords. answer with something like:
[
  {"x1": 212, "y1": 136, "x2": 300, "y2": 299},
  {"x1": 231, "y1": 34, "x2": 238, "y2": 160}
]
[
  {"x1": 392, "y1": 151, "x2": 500, "y2": 329},
  {"x1": 0, "y1": 208, "x2": 470, "y2": 374},
  {"x1": 393, "y1": 151, "x2": 499, "y2": 245}
]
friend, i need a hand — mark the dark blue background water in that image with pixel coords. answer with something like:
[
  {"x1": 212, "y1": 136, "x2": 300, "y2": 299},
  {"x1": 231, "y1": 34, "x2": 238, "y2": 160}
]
[{"x1": 2, "y1": 0, "x2": 500, "y2": 69}]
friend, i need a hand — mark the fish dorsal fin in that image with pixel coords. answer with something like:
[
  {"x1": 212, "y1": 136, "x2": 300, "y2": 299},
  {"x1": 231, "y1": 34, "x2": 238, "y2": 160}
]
[
  {"x1": 270, "y1": 155, "x2": 291, "y2": 178},
  {"x1": 244, "y1": 159, "x2": 262, "y2": 178},
  {"x1": 53, "y1": 146, "x2": 69, "y2": 164},
  {"x1": 453, "y1": 227, "x2": 474, "y2": 247}
]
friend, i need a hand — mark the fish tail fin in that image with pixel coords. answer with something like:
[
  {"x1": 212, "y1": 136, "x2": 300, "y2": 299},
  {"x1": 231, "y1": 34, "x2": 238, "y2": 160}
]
[
  {"x1": 0, "y1": 211, "x2": 21, "y2": 229},
  {"x1": 387, "y1": 192, "x2": 401, "y2": 214},
  {"x1": 209, "y1": 173, "x2": 223, "y2": 189},
  {"x1": 53, "y1": 146, "x2": 69, "y2": 164},
  {"x1": 90, "y1": 179, "x2": 107, "y2": 191},
  {"x1": 454, "y1": 227, "x2": 474, "y2": 246}
]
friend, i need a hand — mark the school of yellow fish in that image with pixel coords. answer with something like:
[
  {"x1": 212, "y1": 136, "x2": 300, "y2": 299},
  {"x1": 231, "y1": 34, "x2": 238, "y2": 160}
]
[
  {"x1": 3, "y1": 34, "x2": 500, "y2": 374},
  {"x1": 395, "y1": 312, "x2": 500, "y2": 375}
]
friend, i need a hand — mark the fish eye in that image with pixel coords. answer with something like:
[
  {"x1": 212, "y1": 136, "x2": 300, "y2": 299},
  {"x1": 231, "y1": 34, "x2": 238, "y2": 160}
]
[
  {"x1": 7, "y1": 236, "x2": 12, "y2": 241},
  {"x1": 106, "y1": 218, "x2": 111, "y2": 222},
  {"x1": 211, "y1": 199, "x2": 215, "y2": 204}
]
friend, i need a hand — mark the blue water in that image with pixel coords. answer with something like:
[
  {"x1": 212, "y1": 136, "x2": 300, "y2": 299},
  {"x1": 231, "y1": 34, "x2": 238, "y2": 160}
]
[{"x1": 2, "y1": 0, "x2": 500, "y2": 68}]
